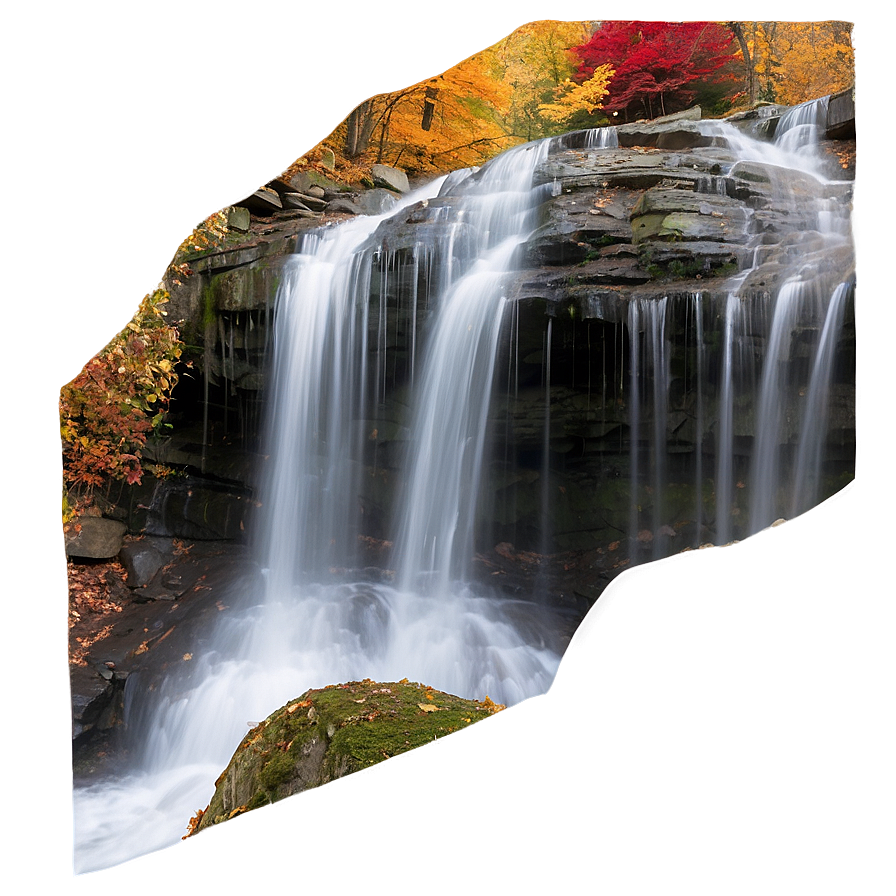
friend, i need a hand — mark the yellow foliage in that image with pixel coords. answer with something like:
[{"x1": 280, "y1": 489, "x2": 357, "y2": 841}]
[
  {"x1": 481, "y1": 20, "x2": 592, "y2": 140},
  {"x1": 537, "y1": 66, "x2": 615, "y2": 124},
  {"x1": 312, "y1": 47, "x2": 515, "y2": 175},
  {"x1": 298, "y1": 21, "x2": 596, "y2": 177},
  {"x1": 741, "y1": 21, "x2": 853, "y2": 104}
]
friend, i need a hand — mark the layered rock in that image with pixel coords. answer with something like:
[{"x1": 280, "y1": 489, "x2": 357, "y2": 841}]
[{"x1": 118, "y1": 96, "x2": 856, "y2": 553}]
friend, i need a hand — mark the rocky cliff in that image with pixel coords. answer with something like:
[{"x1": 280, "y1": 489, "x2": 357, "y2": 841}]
[{"x1": 129, "y1": 91, "x2": 855, "y2": 554}]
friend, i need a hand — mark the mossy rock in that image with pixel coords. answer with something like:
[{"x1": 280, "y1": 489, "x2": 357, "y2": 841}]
[{"x1": 187, "y1": 679, "x2": 504, "y2": 836}]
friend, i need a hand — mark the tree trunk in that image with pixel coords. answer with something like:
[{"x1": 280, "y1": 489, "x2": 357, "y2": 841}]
[
  {"x1": 345, "y1": 100, "x2": 375, "y2": 158},
  {"x1": 728, "y1": 22, "x2": 756, "y2": 104}
]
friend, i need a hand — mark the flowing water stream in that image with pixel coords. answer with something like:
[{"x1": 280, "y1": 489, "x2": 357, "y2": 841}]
[{"x1": 73, "y1": 102, "x2": 854, "y2": 872}]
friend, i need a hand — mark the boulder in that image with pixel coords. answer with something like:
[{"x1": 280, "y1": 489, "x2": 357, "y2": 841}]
[
  {"x1": 326, "y1": 197, "x2": 362, "y2": 215},
  {"x1": 287, "y1": 170, "x2": 341, "y2": 194},
  {"x1": 371, "y1": 163, "x2": 409, "y2": 193},
  {"x1": 226, "y1": 206, "x2": 250, "y2": 233},
  {"x1": 207, "y1": 256, "x2": 294, "y2": 312},
  {"x1": 118, "y1": 540, "x2": 166, "y2": 588},
  {"x1": 189, "y1": 679, "x2": 504, "y2": 835},
  {"x1": 70, "y1": 665, "x2": 125, "y2": 740},
  {"x1": 330, "y1": 189, "x2": 397, "y2": 216},
  {"x1": 65, "y1": 517, "x2": 127, "y2": 559}
]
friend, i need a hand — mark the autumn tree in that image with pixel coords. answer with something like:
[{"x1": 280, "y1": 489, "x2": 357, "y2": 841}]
[
  {"x1": 480, "y1": 20, "x2": 594, "y2": 140},
  {"x1": 730, "y1": 22, "x2": 853, "y2": 106},
  {"x1": 334, "y1": 49, "x2": 513, "y2": 173},
  {"x1": 573, "y1": 21, "x2": 739, "y2": 121},
  {"x1": 537, "y1": 67, "x2": 615, "y2": 127},
  {"x1": 60, "y1": 289, "x2": 184, "y2": 507}
]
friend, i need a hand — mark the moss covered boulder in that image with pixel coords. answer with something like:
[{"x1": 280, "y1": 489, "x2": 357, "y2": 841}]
[{"x1": 187, "y1": 679, "x2": 504, "y2": 836}]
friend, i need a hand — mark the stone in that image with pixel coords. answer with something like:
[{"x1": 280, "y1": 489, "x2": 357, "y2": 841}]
[
  {"x1": 355, "y1": 189, "x2": 399, "y2": 215},
  {"x1": 118, "y1": 540, "x2": 166, "y2": 588},
  {"x1": 320, "y1": 147, "x2": 336, "y2": 169},
  {"x1": 280, "y1": 193, "x2": 310, "y2": 210},
  {"x1": 326, "y1": 197, "x2": 362, "y2": 215},
  {"x1": 826, "y1": 87, "x2": 855, "y2": 139},
  {"x1": 71, "y1": 668, "x2": 115, "y2": 740},
  {"x1": 287, "y1": 170, "x2": 341, "y2": 194},
  {"x1": 630, "y1": 187, "x2": 751, "y2": 245},
  {"x1": 65, "y1": 517, "x2": 127, "y2": 559},
  {"x1": 291, "y1": 191, "x2": 327, "y2": 211},
  {"x1": 371, "y1": 163, "x2": 409, "y2": 193},
  {"x1": 190, "y1": 679, "x2": 505, "y2": 836},
  {"x1": 207, "y1": 256, "x2": 294, "y2": 312},
  {"x1": 617, "y1": 118, "x2": 717, "y2": 151},
  {"x1": 226, "y1": 206, "x2": 250, "y2": 233}
]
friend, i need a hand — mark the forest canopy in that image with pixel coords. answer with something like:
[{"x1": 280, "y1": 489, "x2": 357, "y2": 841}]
[{"x1": 290, "y1": 20, "x2": 853, "y2": 181}]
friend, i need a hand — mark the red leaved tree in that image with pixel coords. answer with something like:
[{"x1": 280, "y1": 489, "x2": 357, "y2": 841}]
[{"x1": 574, "y1": 21, "x2": 738, "y2": 121}]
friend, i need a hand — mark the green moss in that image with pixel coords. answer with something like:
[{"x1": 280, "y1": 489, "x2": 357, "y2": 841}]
[
  {"x1": 246, "y1": 791, "x2": 270, "y2": 812},
  {"x1": 258, "y1": 749, "x2": 297, "y2": 791},
  {"x1": 201, "y1": 283, "x2": 216, "y2": 328},
  {"x1": 192, "y1": 679, "x2": 504, "y2": 837},
  {"x1": 323, "y1": 682, "x2": 490, "y2": 772}
]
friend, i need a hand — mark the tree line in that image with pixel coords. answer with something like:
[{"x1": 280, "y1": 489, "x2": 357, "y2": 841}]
[{"x1": 312, "y1": 20, "x2": 854, "y2": 176}]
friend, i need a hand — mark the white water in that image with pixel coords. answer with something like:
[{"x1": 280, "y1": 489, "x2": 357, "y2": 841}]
[
  {"x1": 73, "y1": 140, "x2": 563, "y2": 873},
  {"x1": 395, "y1": 139, "x2": 552, "y2": 589},
  {"x1": 789, "y1": 281, "x2": 850, "y2": 516},
  {"x1": 587, "y1": 125, "x2": 619, "y2": 148}
]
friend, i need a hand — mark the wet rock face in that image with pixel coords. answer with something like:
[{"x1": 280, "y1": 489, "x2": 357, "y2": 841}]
[
  {"x1": 149, "y1": 100, "x2": 854, "y2": 556},
  {"x1": 190, "y1": 679, "x2": 504, "y2": 834}
]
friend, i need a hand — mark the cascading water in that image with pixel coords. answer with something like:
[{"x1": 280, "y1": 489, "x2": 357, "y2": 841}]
[
  {"x1": 617, "y1": 96, "x2": 853, "y2": 548},
  {"x1": 72, "y1": 100, "x2": 854, "y2": 873},
  {"x1": 586, "y1": 125, "x2": 619, "y2": 148},
  {"x1": 73, "y1": 138, "x2": 568, "y2": 873},
  {"x1": 789, "y1": 282, "x2": 850, "y2": 517}
]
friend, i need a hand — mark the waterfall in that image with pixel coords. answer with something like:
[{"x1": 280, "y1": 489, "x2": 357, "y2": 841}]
[
  {"x1": 73, "y1": 102, "x2": 854, "y2": 873},
  {"x1": 748, "y1": 279, "x2": 809, "y2": 530},
  {"x1": 394, "y1": 138, "x2": 553, "y2": 590},
  {"x1": 73, "y1": 138, "x2": 564, "y2": 874},
  {"x1": 789, "y1": 282, "x2": 851, "y2": 516},
  {"x1": 586, "y1": 125, "x2": 619, "y2": 148},
  {"x1": 715, "y1": 293, "x2": 748, "y2": 545}
]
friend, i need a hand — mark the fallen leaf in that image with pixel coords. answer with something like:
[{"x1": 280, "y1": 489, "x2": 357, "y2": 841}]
[{"x1": 418, "y1": 703, "x2": 440, "y2": 712}]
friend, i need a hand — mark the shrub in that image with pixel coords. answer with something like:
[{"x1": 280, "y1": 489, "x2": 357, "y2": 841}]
[{"x1": 60, "y1": 289, "x2": 184, "y2": 500}]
